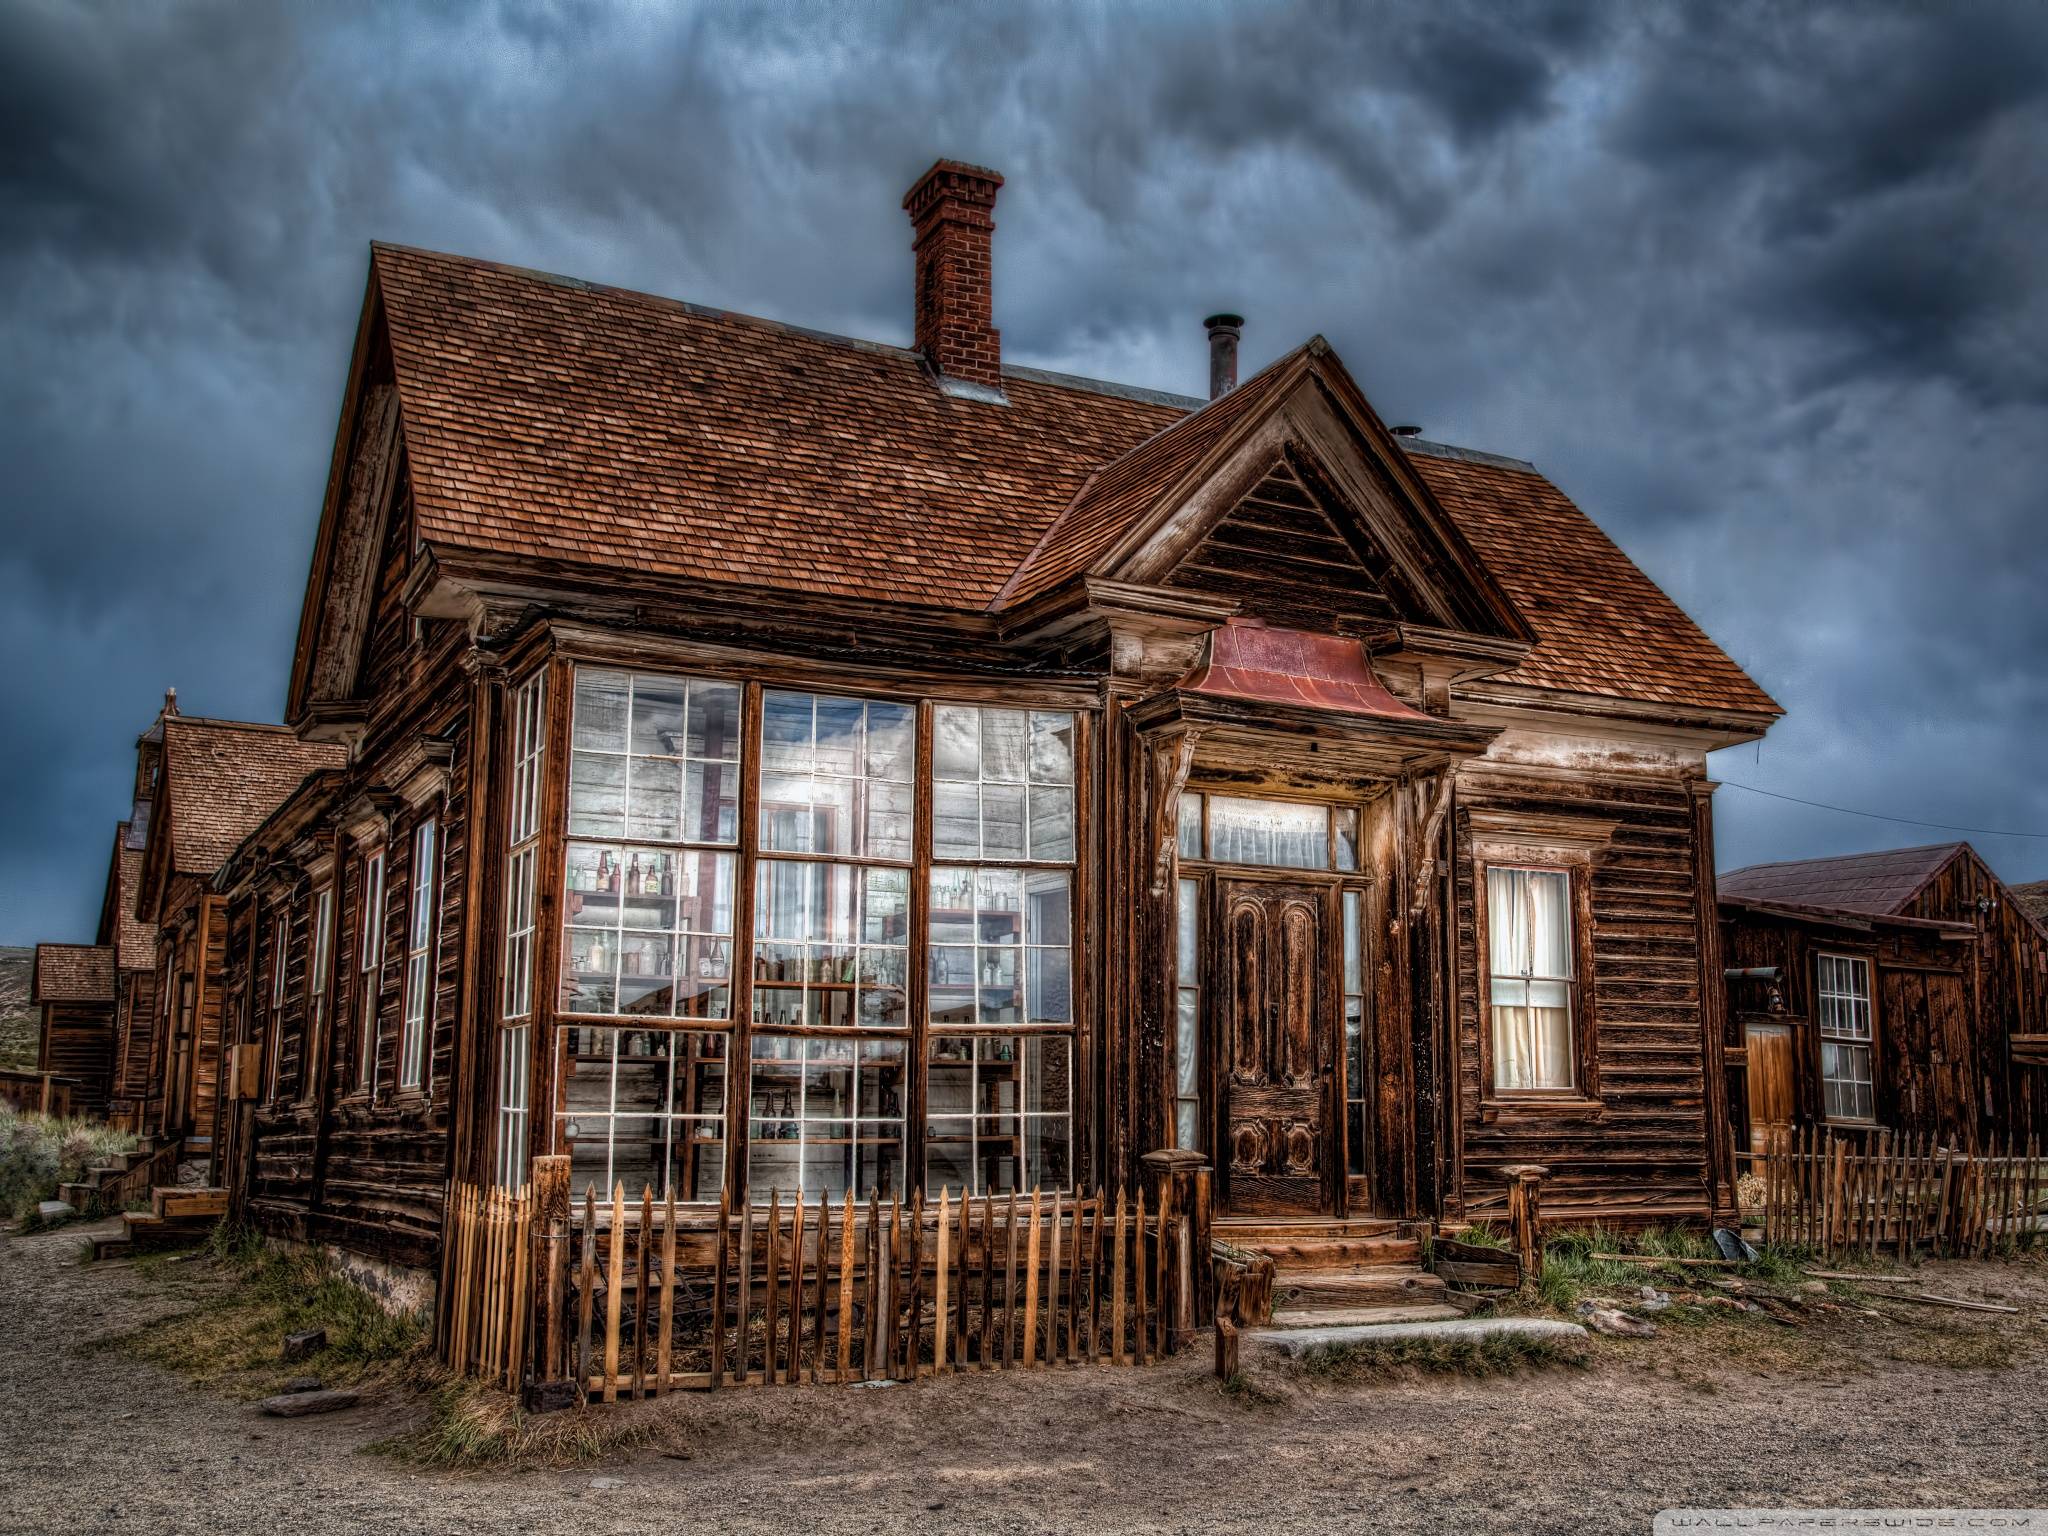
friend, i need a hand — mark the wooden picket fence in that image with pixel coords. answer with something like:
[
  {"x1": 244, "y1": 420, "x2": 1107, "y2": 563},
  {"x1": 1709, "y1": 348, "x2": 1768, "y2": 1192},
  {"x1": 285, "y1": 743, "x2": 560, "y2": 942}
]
[
  {"x1": 533, "y1": 1181, "x2": 1186, "y2": 1402},
  {"x1": 440, "y1": 1180, "x2": 534, "y2": 1391},
  {"x1": 1757, "y1": 1126, "x2": 2047, "y2": 1261}
]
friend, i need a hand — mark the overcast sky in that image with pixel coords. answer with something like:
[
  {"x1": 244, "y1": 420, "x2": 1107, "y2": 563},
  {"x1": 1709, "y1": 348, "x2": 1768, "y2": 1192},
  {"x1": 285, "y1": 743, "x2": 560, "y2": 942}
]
[{"x1": 4, "y1": 0, "x2": 2047, "y2": 946}]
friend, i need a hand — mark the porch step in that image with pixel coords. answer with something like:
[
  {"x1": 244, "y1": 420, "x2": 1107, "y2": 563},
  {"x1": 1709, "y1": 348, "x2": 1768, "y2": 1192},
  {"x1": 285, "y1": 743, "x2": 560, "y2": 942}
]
[
  {"x1": 1263, "y1": 1302, "x2": 1465, "y2": 1329},
  {"x1": 151, "y1": 1186, "x2": 226, "y2": 1221},
  {"x1": 1215, "y1": 1217, "x2": 1408, "y2": 1243},
  {"x1": 1272, "y1": 1266, "x2": 1449, "y2": 1313}
]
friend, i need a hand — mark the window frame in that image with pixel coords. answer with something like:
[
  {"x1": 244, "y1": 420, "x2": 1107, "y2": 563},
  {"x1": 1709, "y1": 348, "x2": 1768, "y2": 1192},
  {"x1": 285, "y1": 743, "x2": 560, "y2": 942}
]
[
  {"x1": 1467, "y1": 810, "x2": 1615, "y2": 1114},
  {"x1": 1814, "y1": 950, "x2": 1878, "y2": 1126},
  {"x1": 399, "y1": 816, "x2": 439, "y2": 1095},
  {"x1": 354, "y1": 846, "x2": 387, "y2": 1099},
  {"x1": 264, "y1": 910, "x2": 290, "y2": 1105},
  {"x1": 498, "y1": 668, "x2": 547, "y2": 1188},
  {"x1": 302, "y1": 883, "x2": 336, "y2": 1106}
]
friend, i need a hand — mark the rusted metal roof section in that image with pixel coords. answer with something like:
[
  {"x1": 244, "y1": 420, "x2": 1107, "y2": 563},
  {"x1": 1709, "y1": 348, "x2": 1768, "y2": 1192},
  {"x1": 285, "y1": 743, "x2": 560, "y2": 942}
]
[
  {"x1": 1717, "y1": 842, "x2": 1967, "y2": 917},
  {"x1": 32, "y1": 943, "x2": 115, "y2": 1004},
  {"x1": 1181, "y1": 618, "x2": 1432, "y2": 721}
]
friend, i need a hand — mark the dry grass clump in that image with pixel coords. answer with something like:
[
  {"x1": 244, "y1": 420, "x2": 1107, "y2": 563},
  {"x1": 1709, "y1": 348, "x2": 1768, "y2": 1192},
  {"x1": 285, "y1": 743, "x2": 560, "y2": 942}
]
[
  {"x1": 376, "y1": 1376, "x2": 664, "y2": 1470},
  {"x1": 0, "y1": 1106, "x2": 138, "y2": 1221}
]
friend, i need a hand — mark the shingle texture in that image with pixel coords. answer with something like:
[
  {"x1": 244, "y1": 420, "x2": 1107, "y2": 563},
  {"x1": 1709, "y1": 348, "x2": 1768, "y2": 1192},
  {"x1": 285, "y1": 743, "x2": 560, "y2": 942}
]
[
  {"x1": 161, "y1": 717, "x2": 346, "y2": 876},
  {"x1": 371, "y1": 243, "x2": 1777, "y2": 717},
  {"x1": 107, "y1": 829, "x2": 153, "y2": 971},
  {"x1": 1718, "y1": 844, "x2": 1966, "y2": 917},
  {"x1": 33, "y1": 944, "x2": 114, "y2": 1004},
  {"x1": 2013, "y1": 881, "x2": 2048, "y2": 928}
]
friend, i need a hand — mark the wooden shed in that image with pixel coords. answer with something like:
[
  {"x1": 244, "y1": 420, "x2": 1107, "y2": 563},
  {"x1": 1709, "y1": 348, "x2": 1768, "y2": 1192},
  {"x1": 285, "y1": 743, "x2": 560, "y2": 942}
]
[
  {"x1": 31, "y1": 943, "x2": 116, "y2": 1118},
  {"x1": 202, "y1": 161, "x2": 1782, "y2": 1362},
  {"x1": 1720, "y1": 842, "x2": 2048, "y2": 1157}
]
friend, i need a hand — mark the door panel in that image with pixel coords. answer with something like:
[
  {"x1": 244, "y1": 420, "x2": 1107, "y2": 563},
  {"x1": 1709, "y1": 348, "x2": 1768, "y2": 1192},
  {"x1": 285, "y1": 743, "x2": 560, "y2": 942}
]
[
  {"x1": 1218, "y1": 879, "x2": 1335, "y2": 1216},
  {"x1": 1744, "y1": 1022, "x2": 1793, "y2": 1154}
]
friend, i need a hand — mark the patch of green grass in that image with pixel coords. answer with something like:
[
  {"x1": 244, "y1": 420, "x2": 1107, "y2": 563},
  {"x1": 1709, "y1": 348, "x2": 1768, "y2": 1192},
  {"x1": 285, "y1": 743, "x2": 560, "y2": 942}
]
[
  {"x1": 110, "y1": 1225, "x2": 425, "y2": 1398},
  {"x1": 1449, "y1": 1221, "x2": 1510, "y2": 1250},
  {"x1": 1297, "y1": 1329, "x2": 1586, "y2": 1382}
]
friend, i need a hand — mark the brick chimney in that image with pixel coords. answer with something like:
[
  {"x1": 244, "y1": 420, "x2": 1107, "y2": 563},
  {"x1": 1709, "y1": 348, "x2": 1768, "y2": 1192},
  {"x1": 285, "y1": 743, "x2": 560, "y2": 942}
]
[{"x1": 904, "y1": 159, "x2": 1004, "y2": 399}]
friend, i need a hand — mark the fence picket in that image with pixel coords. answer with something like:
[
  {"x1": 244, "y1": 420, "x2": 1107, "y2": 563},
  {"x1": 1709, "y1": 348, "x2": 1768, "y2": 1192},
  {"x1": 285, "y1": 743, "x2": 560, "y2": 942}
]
[
  {"x1": 711, "y1": 1190, "x2": 728, "y2": 1389},
  {"x1": 1047, "y1": 1191, "x2": 1064, "y2": 1368},
  {"x1": 1023, "y1": 1188, "x2": 1042, "y2": 1367},
  {"x1": 837, "y1": 1189, "x2": 856, "y2": 1381},
  {"x1": 785, "y1": 1192, "x2": 807, "y2": 1385},
  {"x1": 934, "y1": 1188, "x2": 951, "y2": 1372}
]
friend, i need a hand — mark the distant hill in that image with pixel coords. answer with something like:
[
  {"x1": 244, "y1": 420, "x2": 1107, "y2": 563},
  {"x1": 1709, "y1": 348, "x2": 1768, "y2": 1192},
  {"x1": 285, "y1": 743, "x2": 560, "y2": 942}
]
[{"x1": 0, "y1": 946, "x2": 35, "y2": 1071}]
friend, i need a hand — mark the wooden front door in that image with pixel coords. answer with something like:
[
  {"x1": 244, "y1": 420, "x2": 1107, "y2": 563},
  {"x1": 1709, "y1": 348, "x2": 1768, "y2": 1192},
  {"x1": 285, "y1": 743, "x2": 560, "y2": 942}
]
[
  {"x1": 1744, "y1": 1021, "x2": 1794, "y2": 1154},
  {"x1": 1217, "y1": 878, "x2": 1337, "y2": 1216}
]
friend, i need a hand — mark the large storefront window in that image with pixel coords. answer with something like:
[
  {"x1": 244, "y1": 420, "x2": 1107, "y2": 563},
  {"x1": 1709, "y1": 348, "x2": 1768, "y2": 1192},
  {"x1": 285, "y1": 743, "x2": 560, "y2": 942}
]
[
  {"x1": 925, "y1": 706, "x2": 1075, "y2": 1195},
  {"x1": 547, "y1": 667, "x2": 1087, "y2": 1204},
  {"x1": 750, "y1": 690, "x2": 914, "y2": 1199}
]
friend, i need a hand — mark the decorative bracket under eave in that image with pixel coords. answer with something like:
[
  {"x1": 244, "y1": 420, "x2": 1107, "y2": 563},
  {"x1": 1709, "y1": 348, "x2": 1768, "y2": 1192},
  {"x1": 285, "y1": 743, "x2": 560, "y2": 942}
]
[{"x1": 1148, "y1": 727, "x2": 1204, "y2": 899}]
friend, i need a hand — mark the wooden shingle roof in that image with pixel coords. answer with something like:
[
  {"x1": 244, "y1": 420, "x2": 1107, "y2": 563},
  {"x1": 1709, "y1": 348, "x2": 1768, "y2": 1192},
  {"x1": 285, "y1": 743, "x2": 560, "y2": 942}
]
[
  {"x1": 1718, "y1": 844, "x2": 1967, "y2": 918},
  {"x1": 159, "y1": 717, "x2": 346, "y2": 876},
  {"x1": 32, "y1": 944, "x2": 114, "y2": 1004},
  {"x1": 370, "y1": 243, "x2": 1778, "y2": 718},
  {"x1": 104, "y1": 828, "x2": 153, "y2": 971}
]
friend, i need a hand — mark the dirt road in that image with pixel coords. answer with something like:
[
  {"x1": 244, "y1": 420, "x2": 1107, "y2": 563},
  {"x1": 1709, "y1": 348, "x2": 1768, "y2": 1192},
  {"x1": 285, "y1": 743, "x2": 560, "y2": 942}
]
[{"x1": 3, "y1": 1218, "x2": 2044, "y2": 1535}]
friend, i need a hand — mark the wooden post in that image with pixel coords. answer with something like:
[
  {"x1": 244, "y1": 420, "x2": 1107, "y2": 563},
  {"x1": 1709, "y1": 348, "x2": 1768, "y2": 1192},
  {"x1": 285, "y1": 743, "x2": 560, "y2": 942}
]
[
  {"x1": 1499, "y1": 1163, "x2": 1548, "y2": 1279},
  {"x1": 837, "y1": 1189, "x2": 856, "y2": 1380},
  {"x1": 1047, "y1": 1190, "x2": 1063, "y2": 1369},
  {"x1": 810, "y1": 1190, "x2": 828, "y2": 1386},
  {"x1": 1111, "y1": 1187, "x2": 1128, "y2": 1367},
  {"x1": 603, "y1": 1183, "x2": 625, "y2": 1403},
  {"x1": 1002, "y1": 1188, "x2": 1019, "y2": 1369},
  {"x1": 577, "y1": 1188, "x2": 596, "y2": 1397},
  {"x1": 531, "y1": 1155, "x2": 572, "y2": 1394},
  {"x1": 633, "y1": 1186, "x2": 652, "y2": 1399},
  {"x1": 1023, "y1": 1187, "x2": 1043, "y2": 1367},
  {"x1": 711, "y1": 1190, "x2": 728, "y2": 1389},
  {"x1": 785, "y1": 1191, "x2": 807, "y2": 1385},
  {"x1": 737, "y1": 1197, "x2": 755, "y2": 1385},
  {"x1": 656, "y1": 1187, "x2": 677, "y2": 1396},
  {"x1": 764, "y1": 1190, "x2": 783, "y2": 1385},
  {"x1": 934, "y1": 1188, "x2": 951, "y2": 1372}
]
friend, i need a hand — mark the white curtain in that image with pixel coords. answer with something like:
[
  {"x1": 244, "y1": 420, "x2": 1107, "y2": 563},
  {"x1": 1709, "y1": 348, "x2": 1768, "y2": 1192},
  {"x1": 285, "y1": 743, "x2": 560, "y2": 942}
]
[{"x1": 1488, "y1": 867, "x2": 1574, "y2": 1091}]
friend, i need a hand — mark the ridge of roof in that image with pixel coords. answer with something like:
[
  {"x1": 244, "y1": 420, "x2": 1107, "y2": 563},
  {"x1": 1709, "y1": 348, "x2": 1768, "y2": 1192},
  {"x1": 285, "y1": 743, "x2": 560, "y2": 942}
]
[
  {"x1": 1399, "y1": 436, "x2": 1537, "y2": 473},
  {"x1": 1720, "y1": 842, "x2": 1966, "y2": 880}
]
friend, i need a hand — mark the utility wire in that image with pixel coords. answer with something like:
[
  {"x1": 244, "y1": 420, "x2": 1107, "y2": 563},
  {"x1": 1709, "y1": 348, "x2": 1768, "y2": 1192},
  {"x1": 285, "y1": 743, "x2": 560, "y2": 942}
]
[{"x1": 1717, "y1": 779, "x2": 2048, "y2": 840}]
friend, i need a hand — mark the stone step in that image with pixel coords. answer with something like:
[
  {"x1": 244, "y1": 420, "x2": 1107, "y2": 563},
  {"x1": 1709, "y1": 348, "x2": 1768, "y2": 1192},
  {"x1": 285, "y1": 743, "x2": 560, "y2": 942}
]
[
  {"x1": 57, "y1": 1182, "x2": 101, "y2": 1208},
  {"x1": 1248, "y1": 1315, "x2": 1588, "y2": 1357}
]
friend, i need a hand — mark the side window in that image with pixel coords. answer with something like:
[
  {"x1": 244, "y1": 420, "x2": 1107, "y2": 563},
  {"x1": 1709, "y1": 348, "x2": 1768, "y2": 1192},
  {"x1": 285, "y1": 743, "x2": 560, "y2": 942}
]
[{"x1": 1816, "y1": 953, "x2": 1875, "y2": 1122}]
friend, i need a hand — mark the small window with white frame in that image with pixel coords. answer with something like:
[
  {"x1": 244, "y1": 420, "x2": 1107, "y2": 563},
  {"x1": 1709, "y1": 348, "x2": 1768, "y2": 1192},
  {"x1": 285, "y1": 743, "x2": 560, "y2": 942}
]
[
  {"x1": 355, "y1": 848, "x2": 386, "y2": 1095},
  {"x1": 304, "y1": 884, "x2": 335, "y2": 1103},
  {"x1": 1485, "y1": 865, "x2": 1577, "y2": 1093},
  {"x1": 399, "y1": 818, "x2": 438, "y2": 1092},
  {"x1": 1816, "y1": 952, "x2": 1875, "y2": 1122},
  {"x1": 265, "y1": 912, "x2": 289, "y2": 1103}
]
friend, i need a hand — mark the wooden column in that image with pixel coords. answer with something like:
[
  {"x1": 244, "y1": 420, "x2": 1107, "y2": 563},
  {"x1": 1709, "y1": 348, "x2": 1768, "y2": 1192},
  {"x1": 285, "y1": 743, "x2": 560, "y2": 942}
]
[
  {"x1": 450, "y1": 649, "x2": 508, "y2": 1190},
  {"x1": 1141, "y1": 1146, "x2": 1212, "y2": 1341},
  {"x1": 1689, "y1": 779, "x2": 1739, "y2": 1225}
]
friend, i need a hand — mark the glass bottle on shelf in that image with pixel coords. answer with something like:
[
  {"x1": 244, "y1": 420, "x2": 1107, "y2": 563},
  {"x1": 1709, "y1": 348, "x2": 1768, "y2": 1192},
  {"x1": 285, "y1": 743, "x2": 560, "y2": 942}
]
[
  {"x1": 590, "y1": 934, "x2": 608, "y2": 973},
  {"x1": 644, "y1": 858, "x2": 660, "y2": 897},
  {"x1": 627, "y1": 854, "x2": 642, "y2": 896},
  {"x1": 660, "y1": 862, "x2": 674, "y2": 898}
]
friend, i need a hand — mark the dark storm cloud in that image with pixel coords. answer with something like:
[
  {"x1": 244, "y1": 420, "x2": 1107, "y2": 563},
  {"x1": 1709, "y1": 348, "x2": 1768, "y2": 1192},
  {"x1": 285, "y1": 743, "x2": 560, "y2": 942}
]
[{"x1": 4, "y1": 0, "x2": 2047, "y2": 943}]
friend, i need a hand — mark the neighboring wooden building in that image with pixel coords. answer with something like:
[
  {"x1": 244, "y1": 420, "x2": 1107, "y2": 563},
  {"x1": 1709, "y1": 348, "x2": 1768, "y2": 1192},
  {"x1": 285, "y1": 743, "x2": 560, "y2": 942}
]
[
  {"x1": 31, "y1": 943, "x2": 116, "y2": 1117},
  {"x1": 133, "y1": 696, "x2": 343, "y2": 1165},
  {"x1": 98, "y1": 819, "x2": 158, "y2": 1131},
  {"x1": 216, "y1": 160, "x2": 1781, "y2": 1302},
  {"x1": 1720, "y1": 843, "x2": 2048, "y2": 1155}
]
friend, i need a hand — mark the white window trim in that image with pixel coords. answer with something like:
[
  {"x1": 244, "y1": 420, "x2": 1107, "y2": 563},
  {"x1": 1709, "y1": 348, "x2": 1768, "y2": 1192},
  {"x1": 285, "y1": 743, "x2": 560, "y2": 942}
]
[{"x1": 1815, "y1": 951, "x2": 1877, "y2": 1125}]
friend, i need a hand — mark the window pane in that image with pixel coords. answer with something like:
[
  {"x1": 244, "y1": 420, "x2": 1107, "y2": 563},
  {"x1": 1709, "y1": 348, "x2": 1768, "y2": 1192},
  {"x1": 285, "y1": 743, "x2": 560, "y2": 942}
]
[
  {"x1": 1176, "y1": 877, "x2": 1200, "y2": 988},
  {"x1": 569, "y1": 752, "x2": 626, "y2": 838},
  {"x1": 933, "y1": 783, "x2": 979, "y2": 859},
  {"x1": 982, "y1": 709, "x2": 1029, "y2": 781},
  {"x1": 1029, "y1": 712, "x2": 1075, "y2": 784},
  {"x1": 865, "y1": 702, "x2": 914, "y2": 782},
  {"x1": 572, "y1": 669, "x2": 630, "y2": 754},
  {"x1": 1028, "y1": 785, "x2": 1075, "y2": 861},
  {"x1": 923, "y1": 1034, "x2": 1071, "y2": 1194},
  {"x1": 748, "y1": 1034, "x2": 905, "y2": 1199},
  {"x1": 1177, "y1": 793, "x2": 1203, "y2": 860},
  {"x1": 1491, "y1": 1004, "x2": 1573, "y2": 1091},
  {"x1": 934, "y1": 705, "x2": 979, "y2": 781},
  {"x1": 687, "y1": 679, "x2": 742, "y2": 761},
  {"x1": 1334, "y1": 808, "x2": 1360, "y2": 872},
  {"x1": 629, "y1": 674, "x2": 688, "y2": 757},
  {"x1": 627, "y1": 756, "x2": 681, "y2": 842},
  {"x1": 1487, "y1": 866, "x2": 1572, "y2": 979},
  {"x1": 1207, "y1": 795, "x2": 1329, "y2": 869}
]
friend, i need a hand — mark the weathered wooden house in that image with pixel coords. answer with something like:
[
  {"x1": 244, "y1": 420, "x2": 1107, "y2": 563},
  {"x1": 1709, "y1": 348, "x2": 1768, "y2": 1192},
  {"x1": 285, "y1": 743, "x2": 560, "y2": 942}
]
[
  {"x1": 215, "y1": 160, "x2": 1781, "y2": 1321},
  {"x1": 98, "y1": 819, "x2": 158, "y2": 1131},
  {"x1": 31, "y1": 943, "x2": 116, "y2": 1117},
  {"x1": 1720, "y1": 843, "x2": 2048, "y2": 1155},
  {"x1": 132, "y1": 696, "x2": 343, "y2": 1164}
]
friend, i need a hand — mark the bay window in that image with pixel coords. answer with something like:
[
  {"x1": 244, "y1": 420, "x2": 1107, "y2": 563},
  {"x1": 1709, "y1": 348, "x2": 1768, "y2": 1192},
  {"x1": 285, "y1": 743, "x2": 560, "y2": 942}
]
[
  {"x1": 498, "y1": 669, "x2": 546, "y2": 1188},
  {"x1": 1816, "y1": 953, "x2": 1875, "y2": 1122},
  {"x1": 545, "y1": 663, "x2": 1087, "y2": 1206}
]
